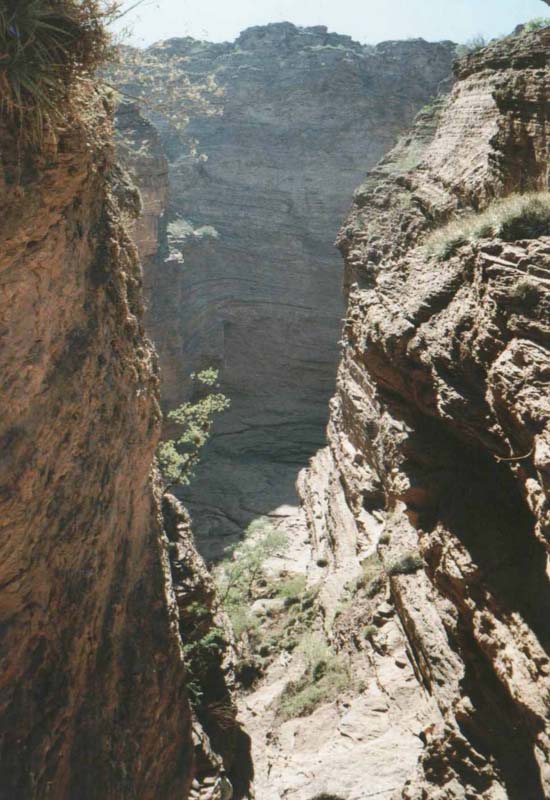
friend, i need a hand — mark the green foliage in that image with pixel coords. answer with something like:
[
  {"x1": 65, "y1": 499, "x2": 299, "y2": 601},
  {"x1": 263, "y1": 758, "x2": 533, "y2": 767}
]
[
  {"x1": 182, "y1": 625, "x2": 227, "y2": 704},
  {"x1": 214, "y1": 520, "x2": 288, "y2": 642},
  {"x1": 426, "y1": 193, "x2": 550, "y2": 261},
  {"x1": 0, "y1": 0, "x2": 118, "y2": 145},
  {"x1": 346, "y1": 552, "x2": 386, "y2": 599},
  {"x1": 276, "y1": 574, "x2": 307, "y2": 604},
  {"x1": 158, "y1": 369, "x2": 230, "y2": 488},
  {"x1": 387, "y1": 551, "x2": 424, "y2": 577},
  {"x1": 107, "y1": 43, "x2": 223, "y2": 139},
  {"x1": 455, "y1": 34, "x2": 488, "y2": 58},
  {"x1": 363, "y1": 625, "x2": 378, "y2": 640},
  {"x1": 522, "y1": 17, "x2": 550, "y2": 32},
  {"x1": 278, "y1": 634, "x2": 353, "y2": 720}
]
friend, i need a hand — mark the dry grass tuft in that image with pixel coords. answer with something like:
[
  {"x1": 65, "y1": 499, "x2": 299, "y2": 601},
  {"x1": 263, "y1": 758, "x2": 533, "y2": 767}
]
[
  {"x1": 0, "y1": 0, "x2": 119, "y2": 146},
  {"x1": 425, "y1": 193, "x2": 550, "y2": 260}
]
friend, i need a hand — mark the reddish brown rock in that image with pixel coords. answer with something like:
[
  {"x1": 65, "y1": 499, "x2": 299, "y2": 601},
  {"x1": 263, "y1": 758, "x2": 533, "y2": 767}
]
[{"x1": 0, "y1": 90, "x2": 192, "y2": 799}]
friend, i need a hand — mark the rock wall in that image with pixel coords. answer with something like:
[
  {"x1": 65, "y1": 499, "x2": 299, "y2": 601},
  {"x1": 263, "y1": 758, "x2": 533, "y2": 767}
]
[
  {"x1": 117, "y1": 24, "x2": 457, "y2": 554},
  {"x1": 300, "y1": 29, "x2": 550, "y2": 799},
  {"x1": 0, "y1": 88, "x2": 243, "y2": 799}
]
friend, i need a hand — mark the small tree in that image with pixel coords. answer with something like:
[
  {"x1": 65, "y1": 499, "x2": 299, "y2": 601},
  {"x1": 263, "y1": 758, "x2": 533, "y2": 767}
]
[
  {"x1": 455, "y1": 34, "x2": 488, "y2": 58},
  {"x1": 158, "y1": 368, "x2": 229, "y2": 489}
]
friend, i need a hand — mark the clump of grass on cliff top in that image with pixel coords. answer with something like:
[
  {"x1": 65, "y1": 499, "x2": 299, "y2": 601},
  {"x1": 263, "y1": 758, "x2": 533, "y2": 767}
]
[
  {"x1": 522, "y1": 17, "x2": 550, "y2": 33},
  {"x1": 0, "y1": 0, "x2": 120, "y2": 146},
  {"x1": 426, "y1": 193, "x2": 550, "y2": 261}
]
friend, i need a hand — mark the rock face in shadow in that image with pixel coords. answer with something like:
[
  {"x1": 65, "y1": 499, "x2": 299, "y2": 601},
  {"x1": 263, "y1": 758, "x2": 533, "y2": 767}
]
[
  {"x1": 300, "y1": 29, "x2": 550, "y2": 798},
  {"x1": 0, "y1": 90, "x2": 247, "y2": 799},
  {"x1": 117, "y1": 24, "x2": 457, "y2": 556}
]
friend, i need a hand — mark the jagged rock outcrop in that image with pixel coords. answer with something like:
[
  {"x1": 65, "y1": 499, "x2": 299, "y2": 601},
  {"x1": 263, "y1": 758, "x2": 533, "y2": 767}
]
[
  {"x1": 162, "y1": 494, "x2": 253, "y2": 800},
  {"x1": 116, "y1": 25, "x2": 456, "y2": 555},
  {"x1": 300, "y1": 29, "x2": 550, "y2": 799},
  {"x1": 0, "y1": 88, "x2": 244, "y2": 799}
]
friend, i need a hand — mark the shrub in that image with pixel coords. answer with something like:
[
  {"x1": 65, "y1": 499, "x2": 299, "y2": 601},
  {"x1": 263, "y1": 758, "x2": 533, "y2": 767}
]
[
  {"x1": 277, "y1": 635, "x2": 352, "y2": 720},
  {"x1": 107, "y1": 41, "x2": 224, "y2": 138},
  {"x1": 510, "y1": 278, "x2": 541, "y2": 307},
  {"x1": 277, "y1": 574, "x2": 307, "y2": 604},
  {"x1": 455, "y1": 34, "x2": 488, "y2": 58},
  {"x1": 182, "y1": 625, "x2": 227, "y2": 704},
  {"x1": 522, "y1": 17, "x2": 550, "y2": 33},
  {"x1": 214, "y1": 521, "x2": 287, "y2": 642},
  {"x1": 363, "y1": 625, "x2": 378, "y2": 640},
  {"x1": 158, "y1": 368, "x2": 230, "y2": 488},
  {"x1": 0, "y1": 0, "x2": 119, "y2": 145},
  {"x1": 426, "y1": 193, "x2": 550, "y2": 260},
  {"x1": 365, "y1": 575, "x2": 386, "y2": 598},
  {"x1": 347, "y1": 552, "x2": 385, "y2": 598},
  {"x1": 387, "y1": 551, "x2": 424, "y2": 577}
]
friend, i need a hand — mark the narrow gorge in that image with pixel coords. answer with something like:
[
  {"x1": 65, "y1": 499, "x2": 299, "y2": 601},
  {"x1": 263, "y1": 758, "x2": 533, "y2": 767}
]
[
  {"x1": 1, "y1": 5, "x2": 550, "y2": 800},
  {"x1": 114, "y1": 24, "x2": 456, "y2": 554}
]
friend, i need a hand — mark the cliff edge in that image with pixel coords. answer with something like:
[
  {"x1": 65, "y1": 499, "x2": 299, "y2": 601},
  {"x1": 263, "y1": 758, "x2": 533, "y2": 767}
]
[{"x1": 300, "y1": 28, "x2": 550, "y2": 799}]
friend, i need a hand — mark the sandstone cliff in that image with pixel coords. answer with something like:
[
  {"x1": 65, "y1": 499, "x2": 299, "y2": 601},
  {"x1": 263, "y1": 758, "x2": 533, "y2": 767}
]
[
  {"x1": 0, "y1": 88, "x2": 245, "y2": 799},
  {"x1": 299, "y1": 28, "x2": 550, "y2": 799},
  {"x1": 115, "y1": 25, "x2": 456, "y2": 555}
]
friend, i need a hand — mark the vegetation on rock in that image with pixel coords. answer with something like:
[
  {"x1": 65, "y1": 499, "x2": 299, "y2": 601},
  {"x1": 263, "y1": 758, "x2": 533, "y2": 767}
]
[
  {"x1": 107, "y1": 44, "x2": 224, "y2": 139},
  {"x1": 386, "y1": 551, "x2": 424, "y2": 577},
  {"x1": 522, "y1": 16, "x2": 550, "y2": 32},
  {"x1": 455, "y1": 34, "x2": 488, "y2": 57},
  {"x1": 158, "y1": 368, "x2": 230, "y2": 488},
  {"x1": 277, "y1": 634, "x2": 353, "y2": 720},
  {"x1": 0, "y1": 0, "x2": 120, "y2": 144},
  {"x1": 215, "y1": 519, "x2": 287, "y2": 640},
  {"x1": 426, "y1": 192, "x2": 550, "y2": 260}
]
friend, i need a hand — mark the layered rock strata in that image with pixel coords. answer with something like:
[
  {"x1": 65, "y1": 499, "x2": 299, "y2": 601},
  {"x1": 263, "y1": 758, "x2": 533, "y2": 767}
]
[
  {"x1": 0, "y1": 89, "x2": 243, "y2": 799},
  {"x1": 300, "y1": 29, "x2": 550, "y2": 799},
  {"x1": 116, "y1": 25, "x2": 457, "y2": 554}
]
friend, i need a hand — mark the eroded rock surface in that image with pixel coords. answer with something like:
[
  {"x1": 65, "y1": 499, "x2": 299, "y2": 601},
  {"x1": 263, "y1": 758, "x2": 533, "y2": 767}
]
[
  {"x1": 299, "y1": 29, "x2": 550, "y2": 799},
  {"x1": 116, "y1": 24, "x2": 456, "y2": 555},
  {"x1": 0, "y1": 89, "x2": 245, "y2": 799}
]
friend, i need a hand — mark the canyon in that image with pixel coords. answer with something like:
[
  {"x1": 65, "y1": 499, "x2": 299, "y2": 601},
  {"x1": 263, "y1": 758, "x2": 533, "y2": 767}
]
[{"x1": 114, "y1": 24, "x2": 457, "y2": 555}]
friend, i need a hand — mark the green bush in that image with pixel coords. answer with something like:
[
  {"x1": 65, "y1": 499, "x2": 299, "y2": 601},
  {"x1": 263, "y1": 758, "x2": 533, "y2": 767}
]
[
  {"x1": 182, "y1": 625, "x2": 227, "y2": 704},
  {"x1": 0, "y1": 0, "x2": 118, "y2": 145},
  {"x1": 387, "y1": 551, "x2": 424, "y2": 577},
  {"x1": 522, "y1": 17, "x2": 550, "y2": 33},
  {"x1": 346, "y1": 552, "x2": 385, "y2": 598},
  {"x1": 277, "y1": 635, "x2": 352, "y2": 720},
  {"x1": 277, "y1": 574, "x2": 307, "y2": 604},
  {"x1": 455, "y1": 34, "x2": 488, "y2": 58},
  {"x1": 214, "y1": 521, "x2": 287, "y2": 642},
  {"x1": 426, "y1": 193, "x2": 550, "y2": 260},
  {"x1": 158, "y1": 369, "x2": 230, "y2": 488}
]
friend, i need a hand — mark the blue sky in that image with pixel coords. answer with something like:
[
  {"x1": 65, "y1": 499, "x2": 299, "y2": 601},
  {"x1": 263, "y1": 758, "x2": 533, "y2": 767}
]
[{"x1": 113, "y1": 0, "x2": 547, "y2": 47}]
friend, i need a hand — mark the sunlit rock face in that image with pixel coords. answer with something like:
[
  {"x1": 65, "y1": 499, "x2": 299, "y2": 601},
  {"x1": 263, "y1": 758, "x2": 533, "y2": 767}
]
[
  {"x1": 300, "y1": 28, "x2": 550, "y2": 798},
  {"x1": 118, "y1": 24, "x2": 456, "y2": 555}
]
